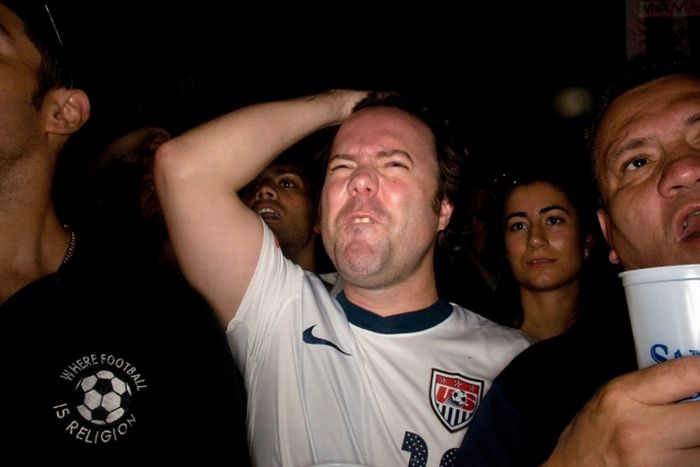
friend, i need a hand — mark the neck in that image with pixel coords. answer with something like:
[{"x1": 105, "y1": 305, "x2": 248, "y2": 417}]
[
  {"x1": 0, "y1": 127, "x2": 75, "y2": 302},
  {"x1": 518, "y1": 280, "x2": 580, "y2": 341},
  {"x1": 342, "y1": 262, "x2": 439, "y2": 317},
  {"x1": 0, "y1": 203, "x2": 71, "y2": 303},
  {"x1": 289, "y1": 242, "x2": 317, "y2": 272}
]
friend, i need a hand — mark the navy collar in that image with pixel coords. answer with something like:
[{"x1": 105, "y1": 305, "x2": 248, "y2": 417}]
[{"x1": 337, "y1": 291, "x2": 453, "y2": 334}]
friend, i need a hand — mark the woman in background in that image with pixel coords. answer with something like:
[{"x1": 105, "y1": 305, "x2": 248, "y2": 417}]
[{"x1": 493, "y1": 163, "x2": 600, "y2": 341}]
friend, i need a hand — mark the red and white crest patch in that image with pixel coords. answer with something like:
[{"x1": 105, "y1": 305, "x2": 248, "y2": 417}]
[{"x1": 430, "y1": 369, "x2": 483, "y2": 432}]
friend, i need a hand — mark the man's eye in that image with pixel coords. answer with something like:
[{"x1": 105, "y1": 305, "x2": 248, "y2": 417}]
[
  {"x1": 546, "y1": 216, "x2": 564, "y2": 225},
  {"x1": 386, "y1": 161, "x2": 408, "y2": 169},
  {"x1": 279, "y1": 180, "x2": 296, "y2": 188},
  {"x1": 623, "y1": 156, "x2": 648, "y2": 172}
]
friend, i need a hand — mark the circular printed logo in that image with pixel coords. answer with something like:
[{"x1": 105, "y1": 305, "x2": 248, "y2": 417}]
[{"x1": 75, "y1": 369, "x2": 133, "y2": 426}]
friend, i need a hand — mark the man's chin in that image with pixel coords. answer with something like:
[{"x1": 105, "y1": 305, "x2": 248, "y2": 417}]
[{"x1": 336, "y1": 259, "x2": 386, "y2": 288}]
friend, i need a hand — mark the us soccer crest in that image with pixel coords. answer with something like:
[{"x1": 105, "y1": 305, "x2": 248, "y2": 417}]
[{"x1": 430, "y1": 369, "x2": 483, "y2": 432}]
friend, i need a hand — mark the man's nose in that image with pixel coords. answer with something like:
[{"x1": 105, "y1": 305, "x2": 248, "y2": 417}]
[
  {"x1": 256, "y1": 182, "x2": 278, "y2": 200},
  {"x1": 347, "y1": 166, "x2": 378, "y2": 198},
  {"x1": 658, "y1": 152, "x2": 700, "y2": 198}
]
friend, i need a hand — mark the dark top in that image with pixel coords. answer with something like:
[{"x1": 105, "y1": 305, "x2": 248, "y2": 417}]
[
  {"x1": 456, "y1": 285, "x2": 637, "y2": 467},
  {"x1": 0, "y1": 233, "x2": 251, "y2": 466}
]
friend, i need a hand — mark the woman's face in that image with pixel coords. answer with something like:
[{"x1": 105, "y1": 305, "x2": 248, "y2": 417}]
[{"x1": 503, "y1": 181, "x2": 586, "y2": 292}]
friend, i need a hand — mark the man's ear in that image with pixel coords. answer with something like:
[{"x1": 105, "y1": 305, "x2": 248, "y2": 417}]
[
  {"x1": 45, "y1": 88, "x2": 90, "y2": 135},
  {"x1": 597, "y1": 208, "x2": 620, "y2": 265},
  {"x1": 437, "y1": 197, "x2": 454, "y2": 232}
]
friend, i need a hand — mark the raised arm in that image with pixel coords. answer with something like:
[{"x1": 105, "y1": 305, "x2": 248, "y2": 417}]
[{"x1": 154, "y1": 89, "x2": 367, "y2": 325}]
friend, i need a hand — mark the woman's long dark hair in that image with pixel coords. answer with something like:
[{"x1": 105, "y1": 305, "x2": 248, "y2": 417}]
[{"x1": 490, "y1": 158, "x2": 600, "y2": 329}]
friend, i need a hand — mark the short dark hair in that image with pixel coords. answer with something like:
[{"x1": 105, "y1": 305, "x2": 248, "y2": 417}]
[
  {"x1": 585, "y1": 53, "x2": 700, "y2": 205},
  {"x1": 2, "y1": 0, "x2": 73, "y2": 105}
]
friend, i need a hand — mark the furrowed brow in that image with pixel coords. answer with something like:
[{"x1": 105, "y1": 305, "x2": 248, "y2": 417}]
[{"x1": 376, "y1": 149, "x2": 413, "y2": 162}]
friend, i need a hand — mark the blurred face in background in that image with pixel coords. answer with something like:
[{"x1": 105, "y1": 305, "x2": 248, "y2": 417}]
[{"x1": 241, "y1": 162, "x2": 318, "y2": 259}]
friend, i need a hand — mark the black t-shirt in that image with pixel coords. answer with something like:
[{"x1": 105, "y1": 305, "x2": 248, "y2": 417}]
[
  {"x1": 456, "y1": 286, "x2": 638, "y2": 467},
  {"x1": 0, "y1": 234, "x2": 251, "y2": 466}
]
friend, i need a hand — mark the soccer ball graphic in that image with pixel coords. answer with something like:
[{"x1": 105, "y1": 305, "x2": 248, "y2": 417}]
[
  {"x1": 75, "y1": 370, "x2": 132, "y2": 425},
  {"x1": 449, "y1": 389, "x2": 467, "y2": 407}
]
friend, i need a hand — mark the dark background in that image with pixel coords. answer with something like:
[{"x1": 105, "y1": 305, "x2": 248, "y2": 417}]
[{"x1": 59, "y1": 1, "x2": 628, "y2": 172}]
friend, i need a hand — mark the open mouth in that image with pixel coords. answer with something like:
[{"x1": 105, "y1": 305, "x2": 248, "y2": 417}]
[
  {"x1": 257, "y1": 207, "x2": 280, "y2": 221},
  {"x1": 681, "y1": 210, "x2": 700, "y2": 240}
]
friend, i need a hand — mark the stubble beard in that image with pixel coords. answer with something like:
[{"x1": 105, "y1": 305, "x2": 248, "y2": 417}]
[{"x1": 332, "y1": 237, "x2": 392, "y2": 289}]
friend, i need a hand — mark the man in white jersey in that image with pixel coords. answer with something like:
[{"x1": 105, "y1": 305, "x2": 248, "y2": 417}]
[{"x1": 154, "y1": 90, "x2": 532, "y2": 466}]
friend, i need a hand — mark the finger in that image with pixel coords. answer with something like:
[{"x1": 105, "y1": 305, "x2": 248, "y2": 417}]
[
  {"x1": 618, "y1": 356, "x2": 700, "y2": 404},
  {"x1": 665, "y1": 402, "x2": 700, "y2": 449},
  {"x1": 642, "y1": 446, "x2": 700, "y2": 467}
]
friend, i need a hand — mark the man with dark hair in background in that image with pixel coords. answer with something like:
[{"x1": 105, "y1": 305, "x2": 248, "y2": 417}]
[{"x1": 0, "y1": 2, "x2": 250, "y2": 465}]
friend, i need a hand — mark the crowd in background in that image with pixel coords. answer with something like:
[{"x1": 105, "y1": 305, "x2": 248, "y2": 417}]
[{"x1": 10, "y1": 1, "x2": 700, "y2": 466}]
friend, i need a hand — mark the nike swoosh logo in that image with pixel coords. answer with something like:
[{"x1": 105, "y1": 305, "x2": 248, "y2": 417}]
[{"x1": 302, "y1": 325, "x2": 351, "y2": 356}]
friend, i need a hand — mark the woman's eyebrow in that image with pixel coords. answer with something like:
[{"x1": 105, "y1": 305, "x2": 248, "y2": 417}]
[
  {"x1": 540, "y1": 205, "x2": 570, "y2": 215},
  {"x1": 504, "y1": 211, "x2": 527, "y2": 222}
]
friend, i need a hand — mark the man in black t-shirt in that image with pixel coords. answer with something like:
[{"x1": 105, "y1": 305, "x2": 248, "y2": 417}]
[{"x1": 0, "y1": 2, "x2": 250, "y2": 465}]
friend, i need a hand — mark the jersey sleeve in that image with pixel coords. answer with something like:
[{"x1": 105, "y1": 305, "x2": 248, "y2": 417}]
[{"x1": 225, "y1": 219, "x2": 304, "y2": 374}]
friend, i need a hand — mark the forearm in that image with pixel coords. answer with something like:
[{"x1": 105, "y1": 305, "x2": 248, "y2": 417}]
[
  {"x1": 154, "y1": 89, "x2": 367, "y2": 195},
  {"x1": 151, "y1": 89, "x2": 367, "y2": 322}
]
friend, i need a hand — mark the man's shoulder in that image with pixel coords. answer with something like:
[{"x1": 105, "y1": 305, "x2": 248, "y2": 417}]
[{"x1": 450, "y1": 302, "x2": 533, "y2": 344}]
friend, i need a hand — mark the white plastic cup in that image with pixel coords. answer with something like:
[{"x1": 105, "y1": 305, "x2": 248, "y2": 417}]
[{"x1": 620, "y1": 264, "x2": 700, "y2": 370}]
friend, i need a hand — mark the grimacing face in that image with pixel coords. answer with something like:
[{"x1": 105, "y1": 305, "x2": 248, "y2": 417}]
[
  {"x1": 596, "y1": 74, "x2": 700, "y2": 270},
  {"x1": 320, "y1": 106, "x2": 453, "y2": 289},
  {"x1": 242, "y1": 163, "x2": 317, "y2": 258}
]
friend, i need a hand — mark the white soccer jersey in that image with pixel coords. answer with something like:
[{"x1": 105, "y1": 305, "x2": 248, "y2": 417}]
[{"x1": 227, "y1": 221, "x2": 532, "y2": 467}]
